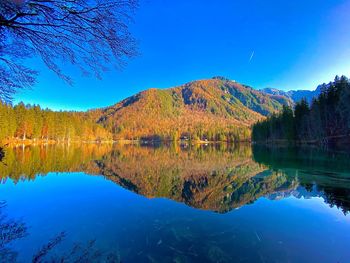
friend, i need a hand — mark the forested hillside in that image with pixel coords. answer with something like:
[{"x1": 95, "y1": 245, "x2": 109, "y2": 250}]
[
  {"x1": 93, "y1": 77, "x2": 289, "y2": 142},
  {"x1": 0, "y1": 102, "x2": 112, "y2": 143},
  {"x1": 0, "y1": 77, "x2": 290, "y2": 144},
  {"x1": 252, "y1": 75, "x2": 350, "y2": 146}
]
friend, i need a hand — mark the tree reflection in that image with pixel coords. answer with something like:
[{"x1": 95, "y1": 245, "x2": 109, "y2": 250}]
[
  {"x1": 0, "y1": 201, "x2": 27, "y2": 263},
  {"x1": 253, "y1": 145, "x2": 350, "y2": 214},
  {"x1": 1, "y1": 143, "x2": 350, "y2": 214},
  {"x1": 68, "y1": 143, "x2": 297, "y2": 212},
  {"x1": 2, "y1": 144, "x2": 350, "y2": 262}
]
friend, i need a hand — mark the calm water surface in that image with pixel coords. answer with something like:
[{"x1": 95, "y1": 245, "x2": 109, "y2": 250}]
[{"x1": 0, "y1": 144, "x2": 350, "y2": 263}]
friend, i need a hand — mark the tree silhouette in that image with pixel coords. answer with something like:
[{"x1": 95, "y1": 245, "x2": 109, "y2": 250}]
[
  {"x1": 0, "y1": 201, "x2": 121, "y2": 262},
  {"x1": 0, "y1": 0, "x2": 138, "y2": 102}
]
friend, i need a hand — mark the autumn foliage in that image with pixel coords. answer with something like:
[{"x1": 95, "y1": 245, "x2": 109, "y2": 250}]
[
  {"x1": 0, "y1": 77, "x2": 289, "y2": 144},
  {"x1": 93, "y1": 77, "x2": 288, "y2": 142}
]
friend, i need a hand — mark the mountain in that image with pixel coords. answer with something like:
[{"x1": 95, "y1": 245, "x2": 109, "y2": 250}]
[
  {"x1": 92, "y1": 77, "x2": 291, "y2": 141},
  {"x1": 261, "y1": 86, "x2": 322, "y2": 104}
]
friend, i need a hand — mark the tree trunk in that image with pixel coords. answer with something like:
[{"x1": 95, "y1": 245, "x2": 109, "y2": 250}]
[{"x1": 0, "y1": 147, "x2": 4, "y2": 162}]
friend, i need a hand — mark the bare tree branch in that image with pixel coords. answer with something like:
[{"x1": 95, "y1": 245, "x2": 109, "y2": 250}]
[{"x1": 0, "y1": 0, "x2": 138, "y2": 102}]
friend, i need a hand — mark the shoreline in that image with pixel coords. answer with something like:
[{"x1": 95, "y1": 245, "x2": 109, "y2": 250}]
[
  {"x1": 1, "y1": 138, "x2": 251, "y2": 147},
  {"x1": 1, "y1": 138, "x2": 118, "y2": 146},
  {"x1": 252, "y1": 136, "x2": 350, "y2": 149}
]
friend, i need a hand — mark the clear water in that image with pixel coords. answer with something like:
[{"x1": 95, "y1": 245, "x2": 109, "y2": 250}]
[{"x1": 0, "y1": 144, "x2": 350, "y2": 263}]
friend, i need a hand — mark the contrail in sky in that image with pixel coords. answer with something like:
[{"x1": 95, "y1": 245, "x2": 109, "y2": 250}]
[{"x1": 249, "y1": 51, "x2": 255, "y2": 62}]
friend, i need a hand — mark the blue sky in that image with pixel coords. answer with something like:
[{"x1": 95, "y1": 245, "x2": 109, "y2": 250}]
[{"x1": 14, "y1": 0, "x2": 350, "y2": 111}]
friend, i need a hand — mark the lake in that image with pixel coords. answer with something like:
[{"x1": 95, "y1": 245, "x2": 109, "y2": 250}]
[{"x1": 1, "y1": 143, "x2": 350, "y2": 263}]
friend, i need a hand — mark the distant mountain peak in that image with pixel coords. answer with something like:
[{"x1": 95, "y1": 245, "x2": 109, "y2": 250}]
[{"x1": 261, "y1": 86, "x2": 321, "y2": 104}]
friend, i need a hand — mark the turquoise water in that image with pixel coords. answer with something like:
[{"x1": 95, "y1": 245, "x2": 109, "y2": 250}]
[{"x1": 1, "y1": 144, "x2": 350, "y2": 262}]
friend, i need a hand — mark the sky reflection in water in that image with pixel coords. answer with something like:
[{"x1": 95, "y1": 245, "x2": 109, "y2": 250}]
[{"x1": 0, "y1": 144, "x2": 350, "y2": 263}]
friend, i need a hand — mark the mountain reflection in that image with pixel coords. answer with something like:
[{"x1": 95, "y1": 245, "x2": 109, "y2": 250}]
[
  {"x1": 1, "y1": 143, "x2": 350, "y2": 214},
  {"x1": 253, "y1": 145, "x2": 350, "y2": 214}
]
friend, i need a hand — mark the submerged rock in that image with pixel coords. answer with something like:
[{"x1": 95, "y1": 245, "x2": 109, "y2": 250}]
[{"x1": 207, "y1": 245, "x2": 231, "y2": 263}]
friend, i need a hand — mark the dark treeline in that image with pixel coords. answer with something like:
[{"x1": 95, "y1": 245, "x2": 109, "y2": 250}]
[
  {"x1": 252, "y1": 75, "x2": 350, "y2": 146},
  {"x1": 0, "y1": 102, "x2": 112, "y2": 143}
]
